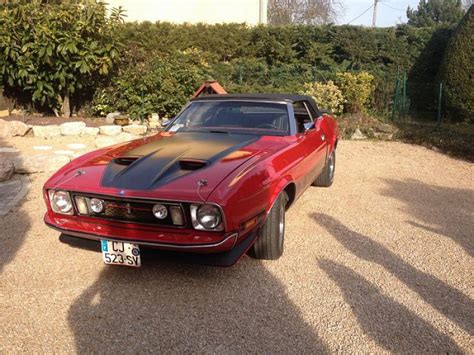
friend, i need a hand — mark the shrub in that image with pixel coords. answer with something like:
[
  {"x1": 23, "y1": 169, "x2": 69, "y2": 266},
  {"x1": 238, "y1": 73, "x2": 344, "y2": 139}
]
[
  {"x1": 336, "y1": 72, "x2": 375, "y2": 113},
  {"x1": 92, "y1": 51, "x2": 204, "y2": 119},
  {"x1": 300, "y1": 81, "x2": 345, "y2": 115},
  {"x1": 439, "y1": 6, "x2": 474, "y2": 123},
  {"x1": 0, "y1": 1, "x2": 123, "y2": 117}
]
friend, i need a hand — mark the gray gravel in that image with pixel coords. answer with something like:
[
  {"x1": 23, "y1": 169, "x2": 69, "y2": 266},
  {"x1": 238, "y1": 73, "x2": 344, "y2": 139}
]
[{"x1": 0, "y1": 139, "x2": 473, "y2": 353}]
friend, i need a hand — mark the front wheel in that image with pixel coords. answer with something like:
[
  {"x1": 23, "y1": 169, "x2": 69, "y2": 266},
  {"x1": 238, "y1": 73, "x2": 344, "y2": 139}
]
[
  {"x1": 248, "y1": 191, "x2": 288, "y2": 260},
  {"x1": 313, "y1": 150, "x2": 335, "y2": 187}
]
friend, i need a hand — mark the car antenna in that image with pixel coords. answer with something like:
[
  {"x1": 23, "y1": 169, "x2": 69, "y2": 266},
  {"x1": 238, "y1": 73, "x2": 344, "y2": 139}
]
[{"x1": 197, "y1": 179, "x2": 208, "y2": 202}]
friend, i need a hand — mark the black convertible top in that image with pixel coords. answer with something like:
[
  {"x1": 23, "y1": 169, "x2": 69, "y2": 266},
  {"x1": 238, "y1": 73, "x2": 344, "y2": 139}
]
[{"x1": 191, "y1": 93, "x2": 322, "y2": 116}]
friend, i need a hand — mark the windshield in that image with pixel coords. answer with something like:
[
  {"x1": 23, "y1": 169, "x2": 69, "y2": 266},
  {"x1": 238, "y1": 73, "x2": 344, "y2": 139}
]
[{"x1": 166, "y1": 101, "x2": 290, "y2": 136}]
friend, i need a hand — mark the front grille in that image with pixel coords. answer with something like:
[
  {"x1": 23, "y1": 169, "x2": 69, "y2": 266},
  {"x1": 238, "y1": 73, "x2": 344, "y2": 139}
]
[{"x1": 72, "y1": 194, "x2": 186, "y2": 227}]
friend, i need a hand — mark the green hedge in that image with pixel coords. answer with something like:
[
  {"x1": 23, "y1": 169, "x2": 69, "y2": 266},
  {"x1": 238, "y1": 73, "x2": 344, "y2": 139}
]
[
  {"x1": 94, "y1": 22, "x2": 451, "y2": 118},
  {"x1": 439, "y1": 6, "x2": 474, "y2": 123}
]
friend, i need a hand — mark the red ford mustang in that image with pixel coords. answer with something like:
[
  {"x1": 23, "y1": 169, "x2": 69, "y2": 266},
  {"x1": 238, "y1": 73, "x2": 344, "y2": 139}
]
[{"x1": 43, "y1": 94, "x2": 339, "y2": 266}]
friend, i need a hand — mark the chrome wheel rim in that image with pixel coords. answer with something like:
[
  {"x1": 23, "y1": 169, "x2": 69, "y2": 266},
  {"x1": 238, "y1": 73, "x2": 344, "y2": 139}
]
[
  {"x1": 328, "y1": 153, "x2": 335, "y2": 179},
  {"x1": 278, "y1": 203, "x2": 285, "y2": 248}
]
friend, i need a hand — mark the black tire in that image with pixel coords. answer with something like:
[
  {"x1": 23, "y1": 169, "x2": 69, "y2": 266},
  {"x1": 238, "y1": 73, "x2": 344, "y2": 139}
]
[
  {"x1": 249, "y1": 191, "x2": 288, "y2": 260},
  {"x1": 313, "y1": 150, "x2": 336, "y2": 187}
]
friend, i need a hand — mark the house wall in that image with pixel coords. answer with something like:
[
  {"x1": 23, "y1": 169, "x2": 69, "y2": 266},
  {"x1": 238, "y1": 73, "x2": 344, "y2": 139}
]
[{"x1": 107, "y1": 0, "x2": 268, "y2": 25}]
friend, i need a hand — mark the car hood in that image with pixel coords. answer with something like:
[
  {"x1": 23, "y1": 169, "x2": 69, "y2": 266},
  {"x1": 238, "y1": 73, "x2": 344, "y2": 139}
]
[
  {"x1": 46, "y1": 131, "x2": 281, "y2": 201},
  {"x1": 101, "y1": 132, "x2": 259, "y2": 190}
]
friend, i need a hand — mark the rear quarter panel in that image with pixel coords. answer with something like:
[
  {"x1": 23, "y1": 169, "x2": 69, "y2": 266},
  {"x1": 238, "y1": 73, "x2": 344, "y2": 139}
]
[{"x1": 320, "y1": 115, "x2": 339, "y2": 152}]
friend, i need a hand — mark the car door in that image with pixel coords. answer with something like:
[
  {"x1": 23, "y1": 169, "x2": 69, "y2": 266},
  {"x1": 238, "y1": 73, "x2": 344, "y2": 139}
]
[{"x1": 293, "y1": 100, "x2": 328, "y2": 189}]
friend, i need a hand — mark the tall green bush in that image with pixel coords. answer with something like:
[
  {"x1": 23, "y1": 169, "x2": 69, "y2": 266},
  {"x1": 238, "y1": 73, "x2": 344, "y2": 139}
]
[
  {"x1": 92, "y1": 51, "x2": 204, "y2": 119},
  {"x1": 0, "y1": 1, "x2": 124, "y2": 117},
  {"x1": 439, "y1": 6, "x2": 474, "y2": 122}
]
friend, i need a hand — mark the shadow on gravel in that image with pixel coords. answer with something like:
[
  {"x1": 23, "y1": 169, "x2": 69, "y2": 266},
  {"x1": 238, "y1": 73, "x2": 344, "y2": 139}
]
[
  {"x1": 0, "y1": 137, "x2": 30, "y2": 274},
  {"x1": 318, "y1": 260, "x2": 461, "y2": 353},
  {"x1": 381, "y1": 178, "x2": 473, "y2": 257},
  {"x1": 67, "y1": 257, "x2": 327, "y2": 353},
  {"x1": 313, "y1": 213, "x2": 474, "y2": 336}
]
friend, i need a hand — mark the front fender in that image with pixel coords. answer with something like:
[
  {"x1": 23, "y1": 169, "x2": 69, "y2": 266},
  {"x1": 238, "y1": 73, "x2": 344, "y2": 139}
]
[{"x1": 267, "y1": 176, "x2": 294, "y2": 214}]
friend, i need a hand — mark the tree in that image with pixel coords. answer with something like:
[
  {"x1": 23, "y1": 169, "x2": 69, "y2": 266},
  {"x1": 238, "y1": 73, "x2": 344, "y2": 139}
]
[
  {"x1": 268, "y1": 0, "x2": 341, "y2": 25},
  {"x1": 407, "y1": 0, "x2": 465, "y2": 27},
  {"x1": 0, "y1": 0, "x2": 124, "y2": 117},
  {"x1": 463, "y1": 0, "x2": 473, "y2": 10},
  {"x1": 439, "y1": 5, "x2": 473, "y2": 122}
]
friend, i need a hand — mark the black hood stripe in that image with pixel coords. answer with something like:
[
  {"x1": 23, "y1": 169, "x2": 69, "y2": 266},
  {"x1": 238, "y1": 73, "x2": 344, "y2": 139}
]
[{"x1": 101, "y1": 132, "x2": 258, "y2": 190}]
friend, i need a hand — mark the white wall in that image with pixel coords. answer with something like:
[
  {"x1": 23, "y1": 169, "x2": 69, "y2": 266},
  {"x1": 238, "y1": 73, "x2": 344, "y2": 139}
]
[{"x1": 108, "y1": 0, "x2": 267, "y2": 25}]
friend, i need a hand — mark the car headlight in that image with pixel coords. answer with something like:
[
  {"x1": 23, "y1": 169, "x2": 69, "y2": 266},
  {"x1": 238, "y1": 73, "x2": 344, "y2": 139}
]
[
  {"x1": 190, "y1": 204, "x2": 224, "y2": 231},
  {"x1": 48, "y1": 190, "x2": 73, "y2": 215},
  {"x1": 90, "y1": 198, "x2": 105, "y2": 213}
]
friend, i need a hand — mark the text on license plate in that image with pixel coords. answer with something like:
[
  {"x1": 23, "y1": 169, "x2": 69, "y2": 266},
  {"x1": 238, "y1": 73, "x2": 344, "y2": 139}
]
[{"x1": 101, "y1": 240, "x2": 141, "y2": 267}]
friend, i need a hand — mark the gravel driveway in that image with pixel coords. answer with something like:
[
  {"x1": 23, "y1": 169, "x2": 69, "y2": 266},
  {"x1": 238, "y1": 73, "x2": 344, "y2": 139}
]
[{"x1": 0, "y1": 139, "x2": 472, "y2": 352}]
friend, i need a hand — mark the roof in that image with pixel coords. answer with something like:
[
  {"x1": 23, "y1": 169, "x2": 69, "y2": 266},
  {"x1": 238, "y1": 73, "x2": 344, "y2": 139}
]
[
  {"x1": 190, "y1": 93, "x2": 321, "y2": 115},
  {"x1": 191, "y1": 93, "x2": 313, "y2": 103},
  {"x1": 192, "y1": 80, "x2": 227, "y2": 97}
]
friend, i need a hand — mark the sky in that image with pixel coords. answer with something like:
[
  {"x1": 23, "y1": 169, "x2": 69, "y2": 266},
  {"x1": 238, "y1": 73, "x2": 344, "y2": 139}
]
[
  {"x1": 340, "y1": 0, "x2": 421, "y2": 27},
  {"x1": 108, "y1": 0, "x2": 423, "y2": 27}
]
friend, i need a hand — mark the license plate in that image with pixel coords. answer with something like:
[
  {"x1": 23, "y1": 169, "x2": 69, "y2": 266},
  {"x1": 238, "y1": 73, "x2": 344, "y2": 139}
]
[{"x1": 101, "y1": 240, "x2": 141, "y2": 267}]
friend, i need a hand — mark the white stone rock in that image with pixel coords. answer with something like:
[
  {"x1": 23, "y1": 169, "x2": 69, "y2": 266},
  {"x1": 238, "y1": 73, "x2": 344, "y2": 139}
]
[
  {"x1": 0, "y1": 159, "x2": 14, "y2": 182},
  {"x1": 106, "y1": 111, "x2": 121, "y2": 124},
  {"x1": 60, "y1": 121, "x2": 86, "y2": 136},
  {"x1": 82, "y1": 127, "x2": 100, "y2": 136},
  {"x1": 99, "y1": 125, "x2": 122, "y2": 136},
  {"x1": 0, "y1": 119, "x2": 12, "y2": 139},
  {"x1": 13, "y1": 154, "x2": 70, "y2": 173},
  {"x1": 33, "y1": 145, "x2": 52, "y2": 151},
  {"x1": 351, "y1": 128, "x2": 367, "y2": 140},
  {"x1": 123, "y1": 124, "x2": 147, "y2": 135},
  {"x1": 54, "y1": 150, "x2": 75, "y2": 156},
  {"x1": 148, "y1": 121, "x2": 161, "y2": 129},
  {"x1": 8, "y1": 121, "x2": 29, "y2": 137},
  {"x1": 67, "y1": 143, "x2": 87, "y2": 150},
  {"x1": 95, "y1": 132, "x2": 140, "y2": 148},
  {"x1": 0, "y1": 147, "x2": 20, "y2": 154},
  {"x1": 32, "y1": 125, "x2": 61, "y2": 139},
  {"x1": 95, "y1": 136, "x2": 118, "y2": 148},
  {"x1": 116, "y1": 132, "x2": 140, "y2": 142}
]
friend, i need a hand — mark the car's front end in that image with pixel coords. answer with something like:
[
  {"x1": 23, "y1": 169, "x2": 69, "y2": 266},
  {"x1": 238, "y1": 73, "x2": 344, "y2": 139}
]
[
  {"x1": 42, "y1": 126, "x2": 276, "y2": 266},
  {"x1": 44, "y1": 188, "x2": 242, "y2": 254}
]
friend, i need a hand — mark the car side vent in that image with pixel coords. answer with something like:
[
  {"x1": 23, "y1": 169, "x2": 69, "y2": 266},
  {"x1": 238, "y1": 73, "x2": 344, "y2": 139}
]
[
  {"x1": 115, "y1": 156, "x2": 140, "y2": 166},
  {"x1": 179, "y1": 159, "x2": 207, "y2": 171}
]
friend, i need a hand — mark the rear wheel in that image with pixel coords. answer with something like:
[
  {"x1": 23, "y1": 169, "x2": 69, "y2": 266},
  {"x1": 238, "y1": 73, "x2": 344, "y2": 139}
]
[
  {"x1": 313, "y1": 150, "x2": 335, "y2": 187},
  {"x1": 249, "y1": 191, "x2": 288, "y2": 260}
]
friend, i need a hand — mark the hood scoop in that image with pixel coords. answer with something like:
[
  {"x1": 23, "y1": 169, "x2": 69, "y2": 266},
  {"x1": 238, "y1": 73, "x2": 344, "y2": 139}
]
[
  {"x1": 115, "y1": 156, "x2": 140, "y2": 166},
  {"x1": 179, "y1": 159, "x2": 207, "y2": 171},
  {"x1": 101, "y1": 132, "x2": 259, "y2": 190}
]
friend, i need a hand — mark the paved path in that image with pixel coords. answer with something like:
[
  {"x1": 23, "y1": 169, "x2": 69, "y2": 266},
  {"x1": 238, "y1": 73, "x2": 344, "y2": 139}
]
[{"x1": 0, "y1": 140, "x2": 472, "y2": 352}]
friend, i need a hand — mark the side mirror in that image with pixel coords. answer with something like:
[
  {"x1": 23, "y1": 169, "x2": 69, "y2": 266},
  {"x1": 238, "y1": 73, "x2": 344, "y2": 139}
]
[{"x1": 161, "y1": 119, "x2": 171, "y2": 127}]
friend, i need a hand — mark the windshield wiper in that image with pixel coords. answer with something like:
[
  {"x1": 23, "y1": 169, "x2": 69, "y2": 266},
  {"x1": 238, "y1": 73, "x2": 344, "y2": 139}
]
[{"x1": 209, "y1": 130, "x2": 230, "y2": 134}]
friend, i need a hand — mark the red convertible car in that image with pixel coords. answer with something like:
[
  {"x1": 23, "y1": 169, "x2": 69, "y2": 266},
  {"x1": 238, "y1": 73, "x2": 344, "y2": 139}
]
[{"x1": 43, "y1": 94, "x2": 339, "y2": 266}]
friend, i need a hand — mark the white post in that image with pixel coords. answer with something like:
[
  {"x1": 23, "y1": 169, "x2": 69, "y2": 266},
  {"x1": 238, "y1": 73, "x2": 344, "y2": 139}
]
[{"x1": 372, "y1": 0, "x2": 378, "y2": 27}]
